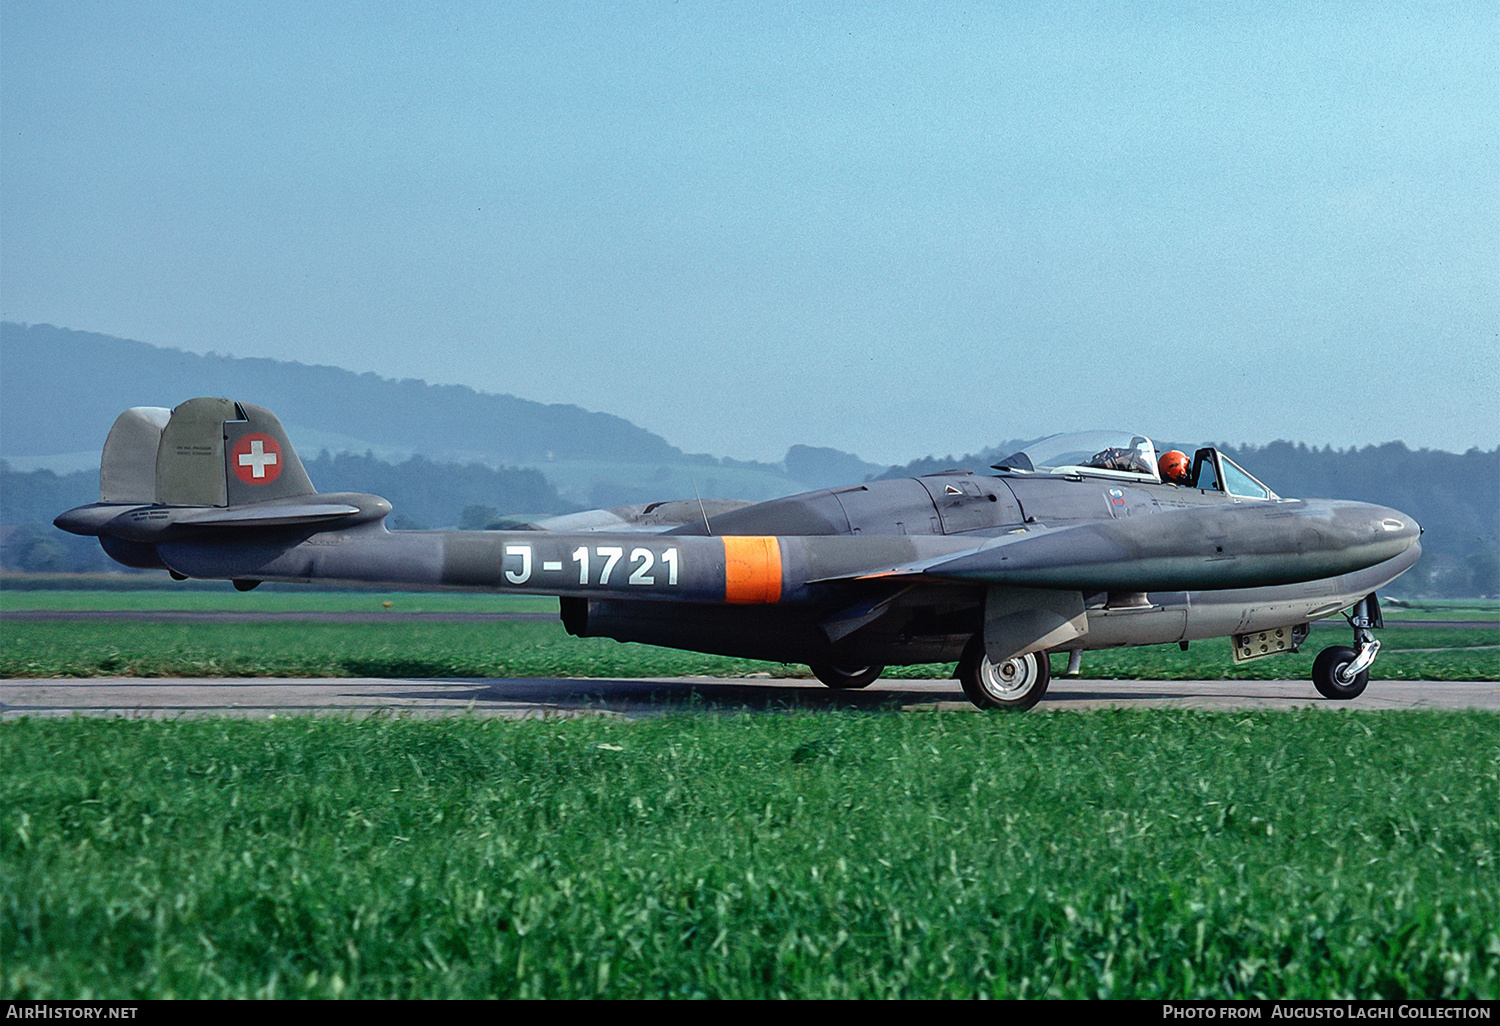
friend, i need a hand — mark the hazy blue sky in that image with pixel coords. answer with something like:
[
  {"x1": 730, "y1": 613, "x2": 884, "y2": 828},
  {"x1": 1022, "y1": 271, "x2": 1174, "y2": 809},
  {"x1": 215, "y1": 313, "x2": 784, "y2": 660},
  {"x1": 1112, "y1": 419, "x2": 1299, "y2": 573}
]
[{"x1": 3, "y1": 2, "x2": 1495, "y2": 463}]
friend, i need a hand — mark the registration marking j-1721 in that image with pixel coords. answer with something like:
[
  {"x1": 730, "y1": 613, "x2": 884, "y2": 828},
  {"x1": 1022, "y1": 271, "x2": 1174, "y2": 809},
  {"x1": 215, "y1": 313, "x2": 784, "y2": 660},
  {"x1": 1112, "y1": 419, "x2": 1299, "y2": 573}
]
[{"x1": 501, "y1": 543, "x2": 680, "y2": 588}]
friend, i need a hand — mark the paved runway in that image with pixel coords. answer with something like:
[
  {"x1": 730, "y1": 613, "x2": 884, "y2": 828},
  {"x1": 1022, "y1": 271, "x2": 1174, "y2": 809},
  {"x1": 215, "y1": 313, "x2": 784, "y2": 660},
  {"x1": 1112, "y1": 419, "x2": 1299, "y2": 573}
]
[{"x1": 2, "y1": 675, "x2": 1495, "y2": 719}]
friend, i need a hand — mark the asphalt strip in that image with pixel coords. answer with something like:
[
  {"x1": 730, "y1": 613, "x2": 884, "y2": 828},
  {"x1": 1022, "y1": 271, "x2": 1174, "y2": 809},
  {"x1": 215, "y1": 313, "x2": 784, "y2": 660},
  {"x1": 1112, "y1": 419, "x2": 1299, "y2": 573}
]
[{"x1": 1, "y1": 676, "x2": 1495, "y2": 719}]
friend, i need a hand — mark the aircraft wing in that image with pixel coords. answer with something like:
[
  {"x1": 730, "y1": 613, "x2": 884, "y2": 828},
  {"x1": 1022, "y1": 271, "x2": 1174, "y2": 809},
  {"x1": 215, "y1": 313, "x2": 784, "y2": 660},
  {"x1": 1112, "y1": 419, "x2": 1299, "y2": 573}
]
[{"x1": 523, "y1": 499, "x2": 756, "y2": 533}]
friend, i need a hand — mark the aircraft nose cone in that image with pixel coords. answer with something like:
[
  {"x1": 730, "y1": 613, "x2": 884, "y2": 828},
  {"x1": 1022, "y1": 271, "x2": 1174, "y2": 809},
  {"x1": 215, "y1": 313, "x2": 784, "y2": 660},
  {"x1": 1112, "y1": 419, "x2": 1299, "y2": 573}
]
[
  {"x1": 1353, "y1": 503, "x2": 1421, "y2": 558},
  {"x1": 1314, "y1": 499, "x2": 1421, "y2": 568},
  {"x1": 1374, "y1": 506, "x2": 1421, "y2": 545}
]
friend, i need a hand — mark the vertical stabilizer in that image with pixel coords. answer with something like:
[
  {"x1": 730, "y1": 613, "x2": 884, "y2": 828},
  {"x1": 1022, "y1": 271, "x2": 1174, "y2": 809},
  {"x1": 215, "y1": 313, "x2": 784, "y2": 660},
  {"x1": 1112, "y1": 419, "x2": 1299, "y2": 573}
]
[
  {"x1": 155, "y1": 397, "x2": 317, "y2": 507},
  {"x1": 223, "y1": 401, "x2": 316, "y2": 504},
  {"x1": 157, "y1": 397, "x2": 234, "y2": 506},
  {"x1": 100, "y1": 407, "x2": 171, "y2": 502}
]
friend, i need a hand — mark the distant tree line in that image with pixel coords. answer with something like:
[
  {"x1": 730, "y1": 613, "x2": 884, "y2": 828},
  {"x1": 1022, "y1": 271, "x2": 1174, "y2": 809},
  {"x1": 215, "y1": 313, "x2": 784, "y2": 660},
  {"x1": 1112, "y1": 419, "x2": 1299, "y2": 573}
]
[{"x1": 302, "y1": 451, "x2": 571, "y2": 529}]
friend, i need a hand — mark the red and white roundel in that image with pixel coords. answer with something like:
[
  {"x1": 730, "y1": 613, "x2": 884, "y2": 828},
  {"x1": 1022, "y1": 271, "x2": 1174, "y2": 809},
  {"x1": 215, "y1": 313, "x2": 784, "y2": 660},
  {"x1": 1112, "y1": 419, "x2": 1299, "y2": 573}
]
[{"x1": 231, "y1": 433, "x2": 282, "y2": 485}]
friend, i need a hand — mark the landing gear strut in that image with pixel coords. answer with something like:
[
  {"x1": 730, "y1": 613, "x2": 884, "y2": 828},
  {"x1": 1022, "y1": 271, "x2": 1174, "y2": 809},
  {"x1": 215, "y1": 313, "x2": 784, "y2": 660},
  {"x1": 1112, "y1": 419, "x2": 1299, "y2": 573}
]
[{"x1": 1311, "y1": 594, "x2": 1382, "y2": 700}]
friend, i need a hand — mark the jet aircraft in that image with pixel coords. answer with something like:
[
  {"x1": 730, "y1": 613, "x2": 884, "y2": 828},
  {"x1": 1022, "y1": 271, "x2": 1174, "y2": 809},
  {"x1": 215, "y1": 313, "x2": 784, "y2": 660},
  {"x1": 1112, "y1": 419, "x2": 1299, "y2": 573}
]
[{"x1": 55, "y1": 398, "x2": 1423, "y2": 711}]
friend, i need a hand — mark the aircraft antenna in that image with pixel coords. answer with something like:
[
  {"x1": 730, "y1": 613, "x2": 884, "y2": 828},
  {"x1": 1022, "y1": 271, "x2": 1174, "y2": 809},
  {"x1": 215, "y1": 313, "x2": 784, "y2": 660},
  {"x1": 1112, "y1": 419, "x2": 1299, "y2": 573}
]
[{"x1": 691, "y1": 476, "x2": 712, "y2": 535}]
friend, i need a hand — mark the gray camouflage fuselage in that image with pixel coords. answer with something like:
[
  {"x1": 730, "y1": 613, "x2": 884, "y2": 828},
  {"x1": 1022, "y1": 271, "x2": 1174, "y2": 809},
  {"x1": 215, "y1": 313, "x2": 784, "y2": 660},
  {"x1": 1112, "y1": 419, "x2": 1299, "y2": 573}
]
[{"x1": 55, "y1": 399, "x2": 1421, "y2": 699}]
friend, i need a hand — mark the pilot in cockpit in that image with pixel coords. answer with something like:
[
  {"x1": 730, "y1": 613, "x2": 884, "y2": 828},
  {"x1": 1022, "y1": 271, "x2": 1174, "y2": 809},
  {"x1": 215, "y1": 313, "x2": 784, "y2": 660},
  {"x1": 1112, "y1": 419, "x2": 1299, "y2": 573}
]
[{"x1": 1158, "y1": 450, "x2": 1192, "y2": 485}]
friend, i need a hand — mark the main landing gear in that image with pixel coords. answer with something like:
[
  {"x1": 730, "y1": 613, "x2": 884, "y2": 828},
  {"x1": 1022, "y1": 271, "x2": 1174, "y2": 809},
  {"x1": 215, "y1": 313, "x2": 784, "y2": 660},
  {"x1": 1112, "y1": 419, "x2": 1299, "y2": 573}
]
[
  {"x1": 809, "y1": 662, "x2": 884, "y2": 689},
  {"x1": 1311, "y1": 594, "x2": 1383, "y2": 700},
  {"x1": 957, "y1": 636, "x2": 1050, "y2": 711}
]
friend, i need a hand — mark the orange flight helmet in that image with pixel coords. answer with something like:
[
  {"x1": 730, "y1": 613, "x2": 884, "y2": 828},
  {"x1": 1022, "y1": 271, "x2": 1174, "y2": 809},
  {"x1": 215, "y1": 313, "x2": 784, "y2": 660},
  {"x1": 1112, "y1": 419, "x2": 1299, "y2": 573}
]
[{"x1": 1158, "y1": 450, "x2": 1191, "y2": 484}]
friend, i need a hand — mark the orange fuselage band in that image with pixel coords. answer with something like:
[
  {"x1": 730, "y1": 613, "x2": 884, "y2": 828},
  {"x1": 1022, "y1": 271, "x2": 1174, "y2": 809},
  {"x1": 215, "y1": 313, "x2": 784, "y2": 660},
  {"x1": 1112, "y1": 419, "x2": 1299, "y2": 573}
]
[{"x1": 722, "y1": 535, "x2": 783, "y2": 604}]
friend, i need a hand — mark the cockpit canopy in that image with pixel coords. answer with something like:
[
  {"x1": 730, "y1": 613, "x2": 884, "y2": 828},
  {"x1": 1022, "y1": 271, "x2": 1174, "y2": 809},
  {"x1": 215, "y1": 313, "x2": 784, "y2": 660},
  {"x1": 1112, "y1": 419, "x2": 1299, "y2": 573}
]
[
  {"x1": 993, "y1": 432, "x2": 1160, "y2": 480},
  {"x1": 993, "y1": 431, "x2": 1280, "y2": 499}
]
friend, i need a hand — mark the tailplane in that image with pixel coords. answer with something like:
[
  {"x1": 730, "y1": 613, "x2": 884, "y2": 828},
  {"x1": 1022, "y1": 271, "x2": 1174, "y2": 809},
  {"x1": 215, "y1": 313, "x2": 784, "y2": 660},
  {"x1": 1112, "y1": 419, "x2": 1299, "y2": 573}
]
[{"x1": 56, "y1": 398, "x2": 390, "y2": 571}]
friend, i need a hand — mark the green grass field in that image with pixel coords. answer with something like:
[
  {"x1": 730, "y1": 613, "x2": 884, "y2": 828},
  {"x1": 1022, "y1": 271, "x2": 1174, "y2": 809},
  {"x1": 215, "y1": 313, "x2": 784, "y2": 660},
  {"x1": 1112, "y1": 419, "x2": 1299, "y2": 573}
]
[
  {"x1": 3, "y1": 711, "x2": 1497, "y2": 999},
  {"x1": 3, "y1": 588, "x2": 1496, "y2": 999}
]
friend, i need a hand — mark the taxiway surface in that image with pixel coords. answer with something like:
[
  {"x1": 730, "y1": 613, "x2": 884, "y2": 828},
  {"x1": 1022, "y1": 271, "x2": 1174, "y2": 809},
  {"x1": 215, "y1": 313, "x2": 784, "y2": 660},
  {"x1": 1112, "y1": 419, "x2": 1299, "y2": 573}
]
[{"x1": 2, "y1": 676, "x2": 1495, "y2": 719}]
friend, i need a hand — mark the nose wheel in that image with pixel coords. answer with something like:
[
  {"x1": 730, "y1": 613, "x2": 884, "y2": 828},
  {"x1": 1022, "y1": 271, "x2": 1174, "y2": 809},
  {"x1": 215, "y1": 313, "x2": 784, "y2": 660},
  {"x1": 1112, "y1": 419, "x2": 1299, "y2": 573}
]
[{"x1": 1311, "y1": 594, "x2": 1382, "y2": 700}]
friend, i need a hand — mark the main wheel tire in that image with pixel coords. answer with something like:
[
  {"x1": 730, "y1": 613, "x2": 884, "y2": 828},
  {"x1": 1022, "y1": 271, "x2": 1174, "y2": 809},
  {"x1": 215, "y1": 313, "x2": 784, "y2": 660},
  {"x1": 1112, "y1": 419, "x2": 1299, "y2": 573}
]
[
  {"x1": 1312, "y1": 645, "x2": 1369, "y2": 700},
  {"x1": 957, "y1": 638, "x2": 1049, "y2": 711},
  {"x1": 809, "y1": 662, "x2": 884, "y2": 690}
]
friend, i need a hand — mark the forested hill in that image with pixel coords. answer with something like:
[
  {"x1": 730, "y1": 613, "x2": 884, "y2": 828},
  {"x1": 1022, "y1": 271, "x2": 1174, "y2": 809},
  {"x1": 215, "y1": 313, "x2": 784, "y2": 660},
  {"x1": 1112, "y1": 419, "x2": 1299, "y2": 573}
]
[{"x1": 0, "y1": 322, "x2": 681, "y2": 466}]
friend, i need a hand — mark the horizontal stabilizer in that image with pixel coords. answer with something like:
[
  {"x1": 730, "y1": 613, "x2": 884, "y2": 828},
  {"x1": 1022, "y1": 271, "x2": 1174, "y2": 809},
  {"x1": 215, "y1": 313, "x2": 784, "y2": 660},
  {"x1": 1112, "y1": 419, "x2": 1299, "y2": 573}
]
[
  {"x1": 58, "y1": 495, "x2": 390, "y2": 541},
  {"x1": 93, "y1": 495, "x2": 389, "y2": 542},
  {"x1": 54, "y1": 502, "x2": 149, "y2": 537},
  {"x1": 167, "y1": 502, "x2": 363, "y2": 527}
]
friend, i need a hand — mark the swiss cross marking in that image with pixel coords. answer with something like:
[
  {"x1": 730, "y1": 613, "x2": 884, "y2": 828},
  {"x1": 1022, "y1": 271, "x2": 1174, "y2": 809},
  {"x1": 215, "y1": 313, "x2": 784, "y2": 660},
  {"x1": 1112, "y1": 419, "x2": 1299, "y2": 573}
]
[{"x1": 231, "y1": 433, "x2": 283, "y2": 485}]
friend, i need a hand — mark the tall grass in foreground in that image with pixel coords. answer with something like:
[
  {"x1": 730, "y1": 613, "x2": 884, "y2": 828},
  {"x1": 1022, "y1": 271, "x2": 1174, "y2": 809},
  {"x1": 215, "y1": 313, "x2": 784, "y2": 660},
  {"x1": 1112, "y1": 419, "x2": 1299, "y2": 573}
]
[{"x1": 3, "y1": 711, "x2": 1496, "y2": 999}]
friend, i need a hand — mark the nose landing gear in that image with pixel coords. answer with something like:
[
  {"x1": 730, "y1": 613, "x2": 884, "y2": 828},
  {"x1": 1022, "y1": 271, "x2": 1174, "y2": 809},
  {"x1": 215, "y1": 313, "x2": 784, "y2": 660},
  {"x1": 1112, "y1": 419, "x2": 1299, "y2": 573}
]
[{"x1": 1311, "y1": 594, "x2": 1383, "y2": 700}]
